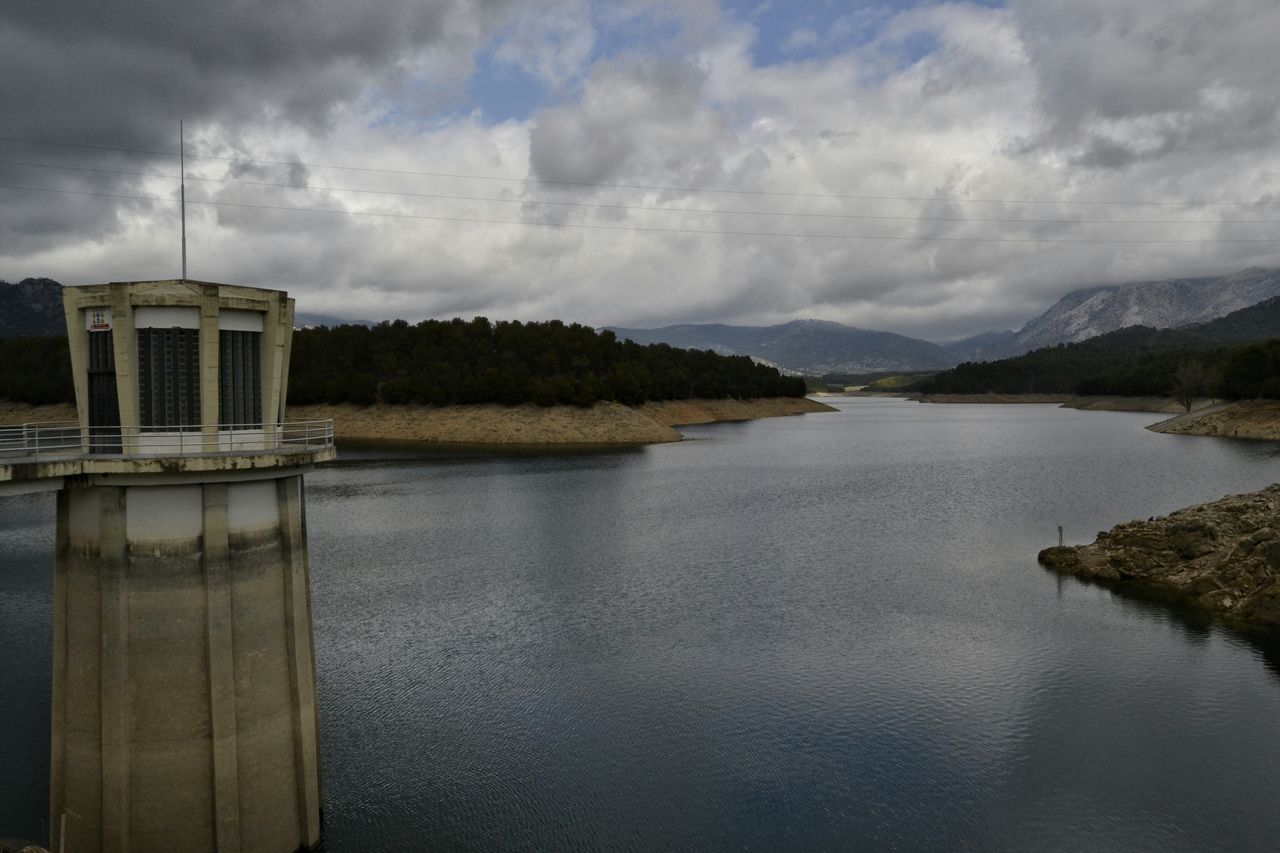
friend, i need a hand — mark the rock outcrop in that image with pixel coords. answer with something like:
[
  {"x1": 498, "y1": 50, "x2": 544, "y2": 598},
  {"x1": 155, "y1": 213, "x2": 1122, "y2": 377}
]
[{"x1": 1039, "y1": 485, "x2": 1280, "y2": 626}]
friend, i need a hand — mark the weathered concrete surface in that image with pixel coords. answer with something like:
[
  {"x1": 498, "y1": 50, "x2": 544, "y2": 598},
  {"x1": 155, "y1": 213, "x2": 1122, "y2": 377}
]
[
  {"x1": 62, "y1": 280, "x2": 295, "y2": 439},
  {"x1": 1039, "y1": 484, "x2": 1280, "y2": 627},
  {"x1": 50, "y1": 477, "x2": 322, "y2": 853},
  {"x1": 0, "y1": 446, "x2": 334, "y2": 489}
]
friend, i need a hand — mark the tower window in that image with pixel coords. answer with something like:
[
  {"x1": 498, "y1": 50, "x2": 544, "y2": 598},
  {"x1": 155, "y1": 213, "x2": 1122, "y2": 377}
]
[
  {"x1": 219, "y1": 330, "x2": 262, "y2": 427},
  {"x1": 138, "y1": 328, "x2": 200, "y2": 428}
]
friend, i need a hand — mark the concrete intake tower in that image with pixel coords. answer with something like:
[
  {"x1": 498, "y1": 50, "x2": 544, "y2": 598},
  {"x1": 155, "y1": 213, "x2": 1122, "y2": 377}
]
[{"x1": 1, "y1": 280, "x2": 335, "y2": 852}]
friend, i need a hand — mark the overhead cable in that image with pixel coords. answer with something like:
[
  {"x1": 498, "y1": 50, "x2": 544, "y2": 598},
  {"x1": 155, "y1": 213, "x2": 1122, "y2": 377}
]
[
  {"x1": 1, "y1": 183, "x2": 1275, "y2": 245},
  {"x1": 2, "y1": 134, "x2": 1279, "y2": 208},
  {"x1": 3, "y1": 158, "x2": 1278, "y2": 226}
]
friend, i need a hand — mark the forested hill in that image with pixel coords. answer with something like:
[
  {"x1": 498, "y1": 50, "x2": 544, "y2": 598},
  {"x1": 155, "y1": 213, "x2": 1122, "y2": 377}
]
[
  {"x1": 0, "y1": 318, "x2": 805, "y2": 409},
  {"x1": 0, "y1": 335, "x2": 72, "y2": 404},
  {"x1": 290, "y1": 318, "x2": 806, "y2": 406},
  {"x1": 918, "y1": 296, "x2": 1280, "y2": 400},
  {"x1": 0, "y1": 277, "x2": 64, "y2": 337}
]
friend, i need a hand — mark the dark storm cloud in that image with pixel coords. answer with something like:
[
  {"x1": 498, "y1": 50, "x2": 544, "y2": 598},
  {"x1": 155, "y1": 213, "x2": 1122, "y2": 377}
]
[
  {"x1": 1, "y1": 0, "x2": 517, "y2": 144},
  {"x1": 0, "y1": 0, "x2": 515, "y2": 258}
]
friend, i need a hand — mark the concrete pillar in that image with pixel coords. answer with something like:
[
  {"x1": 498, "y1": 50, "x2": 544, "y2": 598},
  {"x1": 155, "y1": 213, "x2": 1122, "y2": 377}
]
[
  {"x1": 49, "y1": 474, "x2": 323, "y2": 853},
  {"x1": 61, "y1": 292, "x2": 91, "y2": 435},
  {"x1": 107, "y1": 289, "x2": 139, "y2": 450},
  {"x1": 200, "y1": 285, "x2": 222, "y2": 450}
]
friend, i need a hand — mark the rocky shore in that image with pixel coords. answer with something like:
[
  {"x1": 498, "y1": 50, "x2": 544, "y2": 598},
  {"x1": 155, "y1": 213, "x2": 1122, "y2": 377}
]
[{"x1": 1038, "y1": 485, "x2": 1280, "y2": 627}]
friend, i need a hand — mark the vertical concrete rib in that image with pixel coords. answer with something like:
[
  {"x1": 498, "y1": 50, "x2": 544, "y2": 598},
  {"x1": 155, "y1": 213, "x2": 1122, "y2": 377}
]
[
  {"x1": 61, "y1": 288, "x2": 91, "y2": 434},
  {"x1": 299, "y1": 479, "x2": 323, "y2": 811},
  {"x1": 278, "y1": 475, "x2": 322, "y2": 845},
  {"x1": 107, "y1": 287, "x2": 138, "y2": 446},
  {"x1": 275, "y1": 297, "x2": 295, "y2": 424},
  {"x1": 199, "y1": 285, "x2": 222, "y2": 450},
  {"x1": 49, "y1": 490, "x2": 70, "y2": 852},
  {"x1": 99, "y1": 488, "x2": 130, "y2": 853},
  {"x1": 203, "y1": 483, "x2": 242, "y2": 853}
]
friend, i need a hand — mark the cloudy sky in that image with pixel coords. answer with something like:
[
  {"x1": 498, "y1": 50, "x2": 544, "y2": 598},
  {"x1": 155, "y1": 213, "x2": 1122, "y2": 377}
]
[{"x1": 3, "y1": 0, "x2": 1279, "y2": 340}]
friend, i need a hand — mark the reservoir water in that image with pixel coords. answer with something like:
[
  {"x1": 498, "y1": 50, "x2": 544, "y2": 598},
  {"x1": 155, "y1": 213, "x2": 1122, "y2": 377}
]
[{"x1": 3, "y1": 398, "x2": 1280, "y2": 850}]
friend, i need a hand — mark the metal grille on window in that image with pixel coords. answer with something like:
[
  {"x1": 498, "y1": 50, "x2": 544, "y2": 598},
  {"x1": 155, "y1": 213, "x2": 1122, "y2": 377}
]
[
  {"x1": 138, "y1": 328, "x2": 200, "y2": 429},
  {"x1": 219, "y1": 330, "x2": 262, "y2": 428},
  {"x1": 87, "y1": 330, "x2": 121, "y2": 453}
]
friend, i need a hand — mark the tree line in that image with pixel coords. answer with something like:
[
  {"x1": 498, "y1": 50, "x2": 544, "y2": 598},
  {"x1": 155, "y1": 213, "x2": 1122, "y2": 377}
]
[
  {"x1": 0, "y1": 335, "x2": 73, "y2": 404},
  {"x1": 289, "y1": 318, "x2": 806, "y2": 406},
  {"x1": 0, "y1": 318, "x2": 806, "y2": 408},
  {"x1": 918, "y1": 326, "x2": 1280, "y2": 403}
]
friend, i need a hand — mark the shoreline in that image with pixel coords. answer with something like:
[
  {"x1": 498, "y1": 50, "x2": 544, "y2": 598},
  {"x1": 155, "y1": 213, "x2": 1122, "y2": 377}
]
[
  {"x1": 287, "y1": 397, "x2": 835, "y2": 445},
  {"x1": 909, "y1": 393, "x2": 1211, "y2": 413},
  {"x1": 1147, "y1": 399, "x2": 1280, "y2": 441},
  {"x1": 0, "y1": 397, "x2": 836, "y2": 446},
  {"x1": 909, "y1": 392, "x2": 1280, "y2": 439},
  {"x1": 1039, "y1": 484, "x2": 1280, "y2": 628}
]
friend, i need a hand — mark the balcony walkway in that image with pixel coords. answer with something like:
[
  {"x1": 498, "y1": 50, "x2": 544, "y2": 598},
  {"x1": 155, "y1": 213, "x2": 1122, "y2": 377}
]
[{"x1": 0, "y1": 420, "x2": 336, "y2": 496}]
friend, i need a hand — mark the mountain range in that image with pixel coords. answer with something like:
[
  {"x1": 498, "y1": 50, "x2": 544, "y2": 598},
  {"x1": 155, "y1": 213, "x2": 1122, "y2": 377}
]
[
  {"x1": 945, "y1": 267, "x2": 1280, "y2": 362},
  {"x1": 614, "y1": 268, "x2": 1280, "y2": 375},
  {"x1": 607, "y1": 320, "x2": 957, "y2": 375}
]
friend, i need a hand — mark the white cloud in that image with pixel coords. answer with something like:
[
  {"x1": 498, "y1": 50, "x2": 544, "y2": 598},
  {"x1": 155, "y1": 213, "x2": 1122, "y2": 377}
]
[{"x1": 493, "y1": 0, "x2": 597, "y2": 89}]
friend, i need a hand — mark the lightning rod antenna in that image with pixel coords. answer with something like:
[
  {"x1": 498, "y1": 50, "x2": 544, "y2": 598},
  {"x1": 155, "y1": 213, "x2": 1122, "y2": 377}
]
[{"x1": 180, "y1": 120, "x2": 187, "y2": 280}]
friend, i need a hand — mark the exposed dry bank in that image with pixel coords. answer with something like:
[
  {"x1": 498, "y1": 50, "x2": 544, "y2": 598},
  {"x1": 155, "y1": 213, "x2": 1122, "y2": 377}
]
[
  {"x1": 1039, "y1": 485, "x2": 1280, "y2": 627},
  {"x1": 0, "y1": 400, "x2": 75, "y2": 424},
  {"x1": 1149, "y1": 400, "x2": 1280, "y2": 441},
  {"x1": 912, "y1": 393, "x2": 1280, "y2": 440},
  {"x1": 0, "y1": 397, "x2": 835, "y2": 444},
  {"x1": 287, "y1": 396, "x2": 835, "y2": 445},
  {"x1": 911, "y1": 393, "x2": 1216, "y2": 413}
]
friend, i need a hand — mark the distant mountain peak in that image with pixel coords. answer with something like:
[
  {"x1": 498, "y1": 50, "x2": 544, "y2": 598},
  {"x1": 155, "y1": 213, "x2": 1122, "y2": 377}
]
[
  {"x1": 608, "y1": 320, "x2": 956, "y2": 374},
  {"x1": 944, "y1": 267, "x2": 1280, "y2": 363},
  {"x1": 0, "y1": 277, "x2": 65, "y2": 337},
  {"x1": 1014, "y1": 268, "x2": 1280, "y2": 352}
]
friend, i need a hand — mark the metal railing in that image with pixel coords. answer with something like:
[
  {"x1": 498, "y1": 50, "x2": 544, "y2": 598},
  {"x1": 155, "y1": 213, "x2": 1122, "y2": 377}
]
[{"x1": 0, "y1": 420, "x2": 334, "y2": 464}]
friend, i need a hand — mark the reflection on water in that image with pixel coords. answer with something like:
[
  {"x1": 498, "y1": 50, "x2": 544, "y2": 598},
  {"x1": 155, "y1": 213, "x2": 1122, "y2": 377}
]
[
  {"x1": 3, "y1": 398, "x2": 1280, "y2": 850},
  {"x1": 1047, "y1": 567, "x2": 1280, "y2": 681}
]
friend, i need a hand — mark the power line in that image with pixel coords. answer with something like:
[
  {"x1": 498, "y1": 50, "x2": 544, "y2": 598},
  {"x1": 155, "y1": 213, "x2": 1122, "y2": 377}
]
[
  {"x1": 13, "y1": 155, "x2": 1280, "y2": 228},
  {"x1": 4, "y1": 158, "x2": 1280, "y2": 226},
  {"x1": 3, "y1": 134, "x2": 1280, "y2": 208},
  {"x1": 1, "y1": 182, "x2": 1275, "y2": 245}
]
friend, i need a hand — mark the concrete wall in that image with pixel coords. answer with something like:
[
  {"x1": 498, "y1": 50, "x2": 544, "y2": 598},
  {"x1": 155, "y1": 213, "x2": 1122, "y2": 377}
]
[
  {"x1": 51, "y1": 474, "x2": 322, "y2": 853},
  {"x1": 61, "y1": 280, "x2": 296, "y2": 441}
]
